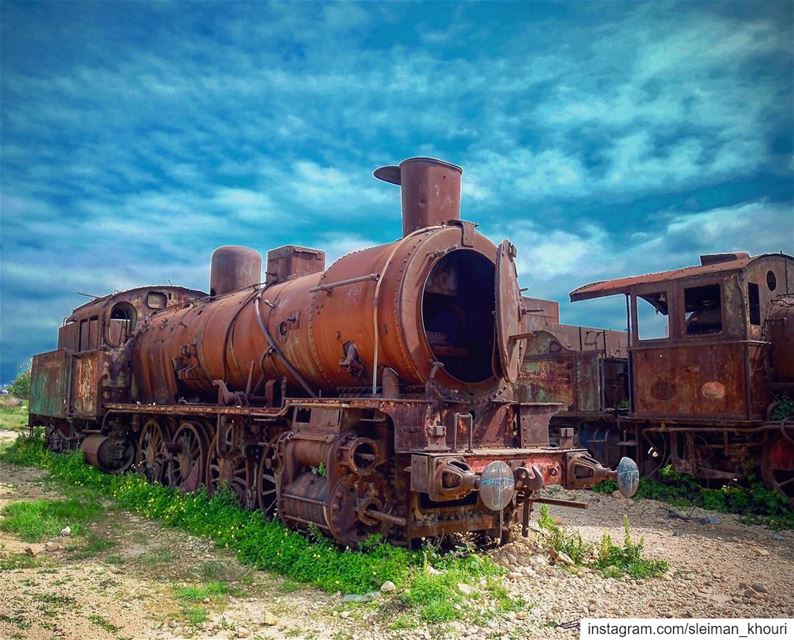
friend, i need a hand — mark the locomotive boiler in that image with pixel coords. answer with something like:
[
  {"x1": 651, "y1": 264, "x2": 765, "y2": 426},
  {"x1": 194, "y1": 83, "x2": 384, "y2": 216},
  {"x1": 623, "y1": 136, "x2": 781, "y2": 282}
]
[{"x1": 29, "y1": 157, "x2": 638, "y2": 547}]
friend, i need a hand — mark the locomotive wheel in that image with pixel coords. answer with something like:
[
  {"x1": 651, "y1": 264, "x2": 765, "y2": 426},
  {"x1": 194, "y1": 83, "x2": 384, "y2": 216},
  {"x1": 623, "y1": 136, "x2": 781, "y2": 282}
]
[
  {"x1": 168, "y1": 421, "x2": 209, "y2": 492},
  {"x1": 327, "y1": 472, "x2": 393, "y2": 547},
  {"x1": 206, "y1": 432, "x2": 254, "y2": 507},
  {"x1": 761, "y1": 432, "x2": 794, "y2": 507},
  {"x1": 257, "y1": 443, "x2": 279, "y2": 518},
  {"x1": 134, "y1": 419, "x2": 170, "y2": 484}
]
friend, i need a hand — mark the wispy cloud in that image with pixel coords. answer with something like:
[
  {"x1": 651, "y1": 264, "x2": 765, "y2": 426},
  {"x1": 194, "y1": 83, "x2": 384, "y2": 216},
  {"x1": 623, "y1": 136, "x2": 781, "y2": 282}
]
[{"x1": 0, "y1": 1, "x2": 791, "y2": 380}]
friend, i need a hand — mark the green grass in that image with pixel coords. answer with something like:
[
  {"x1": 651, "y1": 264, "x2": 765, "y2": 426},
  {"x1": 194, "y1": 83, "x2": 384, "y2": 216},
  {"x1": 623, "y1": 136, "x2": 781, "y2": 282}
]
[
  {"x1": 179, "y1": 604, "x2": 209, "y2": 626},
  {"x1": 175, "y1": 580, "x2": 236, "y2": 602},
  {"x1": 537, "y1": 504, "x2": 589, "y2": 564},
  {"x1": 0, "y1": 553, "x2": 42, "y2": 571},
  {"x1": 0, "y1": 432, "x2": 514, "y2": 626},
  {"x1": 140, "y1": 547, "x2": 176, "y2": 565},
  {"x1": 88, "y1": 614, "x2": 121, "y2": 633},
  {"x1": 67, "y1": 532, "x2": 116, "y2": 559},
  {"x1": 593, "y1": 465, "x2": 794, "y2": 529},
  {"x1": 0, "y1": 497, "x2": 103, "y2": 542},
  {"x1": 593, "y1": 516, "x2": 668, "y2": 579},
  {"x1": 537, "y1": 505, "x2": 667, "y2": 579},
  {"x1": 0, "y1": 401, "x2": 28, "y2": 431}
]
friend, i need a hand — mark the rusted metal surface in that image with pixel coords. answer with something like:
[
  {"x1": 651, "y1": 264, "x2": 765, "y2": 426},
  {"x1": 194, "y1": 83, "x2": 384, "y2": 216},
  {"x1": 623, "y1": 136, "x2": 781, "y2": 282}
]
[
  {"x1": 767, "y1": 296, "x2": 794, "y2": 388},
  {"x1": 570, "y1": 252, "x2": 755, "y2": 301},
  {"x1": 265, "y1": 245, "x2": 325, "y2": 288},
  {"x1": 495, "y1": 241, "x2": 524, "y2": 383},
  {"x1": 569, "y1": 251, "x2": 794, "y2": 502},
  {"x1": 29, "y1": 156, "x2": 636, "y2": 547},
  {"x1": 210, "y1": 246, "x2": 262, "y2": 297},
  {"x1": 72, "y1": 352, "x2": 102, "y2": 417},
  {"x1": 30, "y1": 349, "x2": 70, "y2": 418},
  {"x1": 374, "y1": 157, "x2": 462, "y2": 236},
  {"x1": 80, "y1": 434, "x2": 134, "y2": 473}
]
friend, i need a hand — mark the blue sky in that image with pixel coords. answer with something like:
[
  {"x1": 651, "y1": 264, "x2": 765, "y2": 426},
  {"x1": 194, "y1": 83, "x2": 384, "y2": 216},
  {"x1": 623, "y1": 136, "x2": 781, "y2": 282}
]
[{"x1": 1, "y1": 0, "x2": 792, "y2": 383}]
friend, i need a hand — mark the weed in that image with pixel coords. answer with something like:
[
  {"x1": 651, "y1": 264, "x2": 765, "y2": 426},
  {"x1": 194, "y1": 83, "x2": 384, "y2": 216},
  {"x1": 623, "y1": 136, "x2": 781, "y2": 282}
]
[
  {"x1": 537, "y1": 505, "x2": 667, "y2": 579},
  {"x1": 88, "y1": 614, "x2": 121, "y2": 633},
  {"x1": 594, "y1": 516, "x2": 668, "y2": 579},
  {"x1": 68, "y1": 533, "x2": 116, "y2": 559},
  {"x1": 0, "y1": 497, "x2": 103, "y2": 541},
  {"x1": 537, "y1": 505, "x2": 589, "y2": 564},
  {"x1": 180, "y1": 604, "x2": 209, "y2": 626},
  {"x1": 0, "y1": 553, "x2": 41, "y2": 571},
  {"x1": 0, "y1": 402, "x2": 28, "y2": 431},
  {"x1": 278, "y1": 579, "x2": 303, "y2": 593},
  {"x1": 0, "y1": 613, "x2": 31, "y2": 629},
  {"x1": 175, "y1": 580, "x2": 236, "y2": 602},
  {"x1": 593, "y1": 465, "x2": 794, "y2": 529},
  {"x1": 140, "y1": 546, "x2": 176, "y2": 566}
]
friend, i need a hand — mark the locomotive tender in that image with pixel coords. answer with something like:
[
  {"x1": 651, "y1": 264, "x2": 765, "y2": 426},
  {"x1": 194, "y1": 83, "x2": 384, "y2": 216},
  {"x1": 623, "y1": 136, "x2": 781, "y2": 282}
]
[{"x1": 29, "y1": 157, "x2": 637, "y2": 547}]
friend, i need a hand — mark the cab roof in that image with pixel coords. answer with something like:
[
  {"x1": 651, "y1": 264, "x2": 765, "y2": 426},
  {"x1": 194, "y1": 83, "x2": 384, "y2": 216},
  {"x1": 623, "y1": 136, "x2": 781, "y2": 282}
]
[{"x1": 570, "y1": 252, "x2": 791, "y2": 302}]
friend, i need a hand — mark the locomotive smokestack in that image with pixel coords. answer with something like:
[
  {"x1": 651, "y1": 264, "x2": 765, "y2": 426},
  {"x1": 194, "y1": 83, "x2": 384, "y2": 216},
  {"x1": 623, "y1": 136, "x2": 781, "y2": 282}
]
[{"x1": 374, "y1": 157, "x2": 462, "y2": 237}]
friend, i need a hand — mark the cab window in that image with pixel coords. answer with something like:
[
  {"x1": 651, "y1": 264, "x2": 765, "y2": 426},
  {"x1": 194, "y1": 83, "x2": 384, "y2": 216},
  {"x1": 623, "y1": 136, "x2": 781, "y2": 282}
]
[
  {"x1": 684, "y1": 284, "x2": 722, "y2": 335},
  {"x1": 636, "y1": 291, "x2": 669, "y2": 340}
]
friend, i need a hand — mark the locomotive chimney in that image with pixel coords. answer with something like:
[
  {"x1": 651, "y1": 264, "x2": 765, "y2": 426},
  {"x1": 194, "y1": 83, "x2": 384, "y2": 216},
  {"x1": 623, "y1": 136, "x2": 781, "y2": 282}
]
[
  {"x1": 374, "y1": 157, "x2": 462, "y2": 237},
  {"x1": 210, "y1": 246, "x2": 262, "y2": 297}
]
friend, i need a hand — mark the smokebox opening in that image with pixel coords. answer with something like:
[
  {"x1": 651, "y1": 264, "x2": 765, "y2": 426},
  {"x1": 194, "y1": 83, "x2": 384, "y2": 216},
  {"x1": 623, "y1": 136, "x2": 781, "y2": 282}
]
[{"x1": 421, "y1": 250, "x2": 495, "y2": 383}]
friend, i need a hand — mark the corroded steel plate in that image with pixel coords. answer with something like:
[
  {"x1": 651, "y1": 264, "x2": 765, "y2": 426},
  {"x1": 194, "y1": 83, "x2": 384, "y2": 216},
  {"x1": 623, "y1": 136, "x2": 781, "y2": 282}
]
[
  {"x1": 495, "y1": 240, "x2": 522, "y2": 383},
  {"x1": 479, "y1": 460, "x2": 515, "y2": 511}
]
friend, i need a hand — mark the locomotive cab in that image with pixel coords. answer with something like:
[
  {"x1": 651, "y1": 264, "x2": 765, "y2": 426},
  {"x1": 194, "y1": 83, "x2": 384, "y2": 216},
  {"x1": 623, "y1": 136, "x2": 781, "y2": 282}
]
[{"x1": 571, "y1": 252, "x2": 794, "y2": 503}]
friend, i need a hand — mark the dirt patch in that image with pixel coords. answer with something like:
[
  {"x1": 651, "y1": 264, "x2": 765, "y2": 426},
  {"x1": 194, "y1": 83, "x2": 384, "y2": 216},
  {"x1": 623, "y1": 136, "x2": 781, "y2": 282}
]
[
  {"x1": 0, "y1": 461, "x2": 342, "y2": 640},
  {"x1": 1, "y1": 459, "x2": 792, "y2": 640}
]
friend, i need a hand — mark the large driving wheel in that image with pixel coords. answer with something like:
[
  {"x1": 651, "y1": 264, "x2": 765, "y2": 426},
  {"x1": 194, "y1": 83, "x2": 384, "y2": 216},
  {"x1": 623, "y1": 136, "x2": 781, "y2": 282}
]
[
  {"x1": 761, "y1": 427, "x2": 794, "y2": 507},
  {"x1": 206, "y1": 431, "x2": 254, "y2": 508},
  {"x1": 134, "y1": 418, "x2": 170, "y2": 483},
  {"x1": 168, "y1": 421, "x2": 209, "y2": 492},
  {"x1": 257, "y1": 443, "x2": 279, "y2": 518}
]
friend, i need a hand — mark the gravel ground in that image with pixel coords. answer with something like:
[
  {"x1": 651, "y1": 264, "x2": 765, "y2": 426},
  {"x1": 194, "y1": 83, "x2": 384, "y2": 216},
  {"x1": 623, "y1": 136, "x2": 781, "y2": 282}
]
[{"x1": 1, "y1": 440, "x2": 792, "y2": 640}]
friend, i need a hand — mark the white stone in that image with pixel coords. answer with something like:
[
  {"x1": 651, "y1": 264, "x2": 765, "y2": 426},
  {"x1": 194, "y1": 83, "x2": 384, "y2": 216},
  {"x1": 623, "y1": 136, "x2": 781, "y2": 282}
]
[{"x1": 380, "y1": 580, "x2": 396, "y2": 593}]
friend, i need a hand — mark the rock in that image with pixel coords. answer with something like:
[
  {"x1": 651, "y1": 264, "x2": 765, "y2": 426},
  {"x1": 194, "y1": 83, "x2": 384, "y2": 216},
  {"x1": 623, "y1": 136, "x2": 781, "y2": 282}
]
[
  {"x1": 457, "y1": 583, "x2": 475, "y2": 596},
  {"x1": 167, "y1": 620, "x2": 178, "y2": 629},
  {"x1": 709, "y1": 594, "x2": 731, "y2": 605},
  {"x1": 60, "y1": 526, "x2": 71, "y2": 537},
  {"x1": 340, "y1": 611, "x2": 351, "y2": 619},
  {"x1": 751, "y1": 582, "x2": 767, "y2": 594},
  {"x1": 262, "y1": 611, "x2": 278, "y2": 626},
  {"x1": 756, "y1": 549, "x2": 770, "y2": 557},
  {"x1": 426, "y1": 566, "x2": 441, "y2": 576},
  {"x1": 203, "y1": 597, "x2": 211, "y2": 604},
  {"x1": 236, "y1": 627, "x2": 250, "y2": 638},
  {"x1": 343, "y1": 594, "x2": 370, "y2": 603},
  {"x1": 24, "y1": 546, "x2": 40, "y2": 557},
  {"x1": 44, "y1": 542, "x2": 60, "y2": 552},
  {"x1": 380, "y1": 580, "x2": 396, "y2": 593},
  {"x1": 556, "y1": 551, "x2": 575, "y2": 567},
  {"x1": 742, "y1": 589, "x2": 757, "y2": 599}
]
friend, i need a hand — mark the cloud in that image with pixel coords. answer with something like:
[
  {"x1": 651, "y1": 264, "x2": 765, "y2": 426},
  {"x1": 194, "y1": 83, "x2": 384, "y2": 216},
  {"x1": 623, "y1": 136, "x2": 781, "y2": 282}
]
[
  {"x1": 0, "y1": 1, "x2": 791, "y2": 380},
  {"x1": 494, "y1": 199, "x2": 793, "y2": 328}
]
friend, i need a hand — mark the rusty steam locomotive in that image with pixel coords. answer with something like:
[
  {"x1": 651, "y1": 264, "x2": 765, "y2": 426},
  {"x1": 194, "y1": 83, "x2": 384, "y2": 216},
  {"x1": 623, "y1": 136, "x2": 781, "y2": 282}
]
[
  {"x1": 513, "y1": 253, "x2": 794, "y2": 505},
  {"x1": 28, "y1": 158, "x2": 637, "y2": 547}
]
